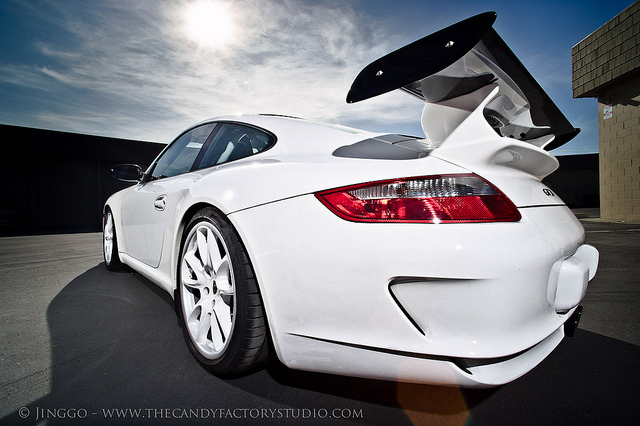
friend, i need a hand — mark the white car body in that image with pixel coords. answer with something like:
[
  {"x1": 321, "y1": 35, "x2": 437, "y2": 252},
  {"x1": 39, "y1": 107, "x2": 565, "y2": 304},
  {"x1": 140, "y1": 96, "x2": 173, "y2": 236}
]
[{"x1": 104, "y1": 12, "x2": 598, "y2": 387}]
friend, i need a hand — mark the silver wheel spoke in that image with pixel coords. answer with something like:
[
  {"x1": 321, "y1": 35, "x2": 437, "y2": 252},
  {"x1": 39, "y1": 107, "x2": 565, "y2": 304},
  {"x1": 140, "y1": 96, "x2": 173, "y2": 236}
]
[
  {"x1": 186, "y1": 303, "x2": 202, "y2": 337},
  {"x1": 211, "y1": 308, "x2": 225, "y2": 351},
  {"x1": 215, "y1": 257, "x2": 233, "y2": 294},
  {"x1": 213, "y1": 296, "x2": 233, "y2": 340},
  {"x1": 183, "y1": 251, "x2": 206, "y2": 287},
  {"x1": 196, "y1": 311, "x2": 211, "y2": 344}
]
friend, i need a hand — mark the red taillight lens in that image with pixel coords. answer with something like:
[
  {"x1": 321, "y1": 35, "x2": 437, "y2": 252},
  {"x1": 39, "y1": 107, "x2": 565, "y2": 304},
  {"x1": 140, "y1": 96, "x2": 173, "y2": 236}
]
[{"x1": 315, "y1": 174, "x2": 521, "y2": 223}]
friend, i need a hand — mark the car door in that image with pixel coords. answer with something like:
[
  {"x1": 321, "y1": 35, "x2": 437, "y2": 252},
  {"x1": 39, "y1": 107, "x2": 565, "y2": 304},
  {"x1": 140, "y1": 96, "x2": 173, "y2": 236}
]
[{"x1": 120, "y1": 123, "x2": 216, "y2": 267}]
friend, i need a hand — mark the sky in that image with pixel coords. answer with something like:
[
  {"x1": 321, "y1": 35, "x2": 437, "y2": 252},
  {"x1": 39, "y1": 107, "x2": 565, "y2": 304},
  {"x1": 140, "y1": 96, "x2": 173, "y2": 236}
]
[{"x1": 0, "y1": 0, "x2": 635, "y2": 155}]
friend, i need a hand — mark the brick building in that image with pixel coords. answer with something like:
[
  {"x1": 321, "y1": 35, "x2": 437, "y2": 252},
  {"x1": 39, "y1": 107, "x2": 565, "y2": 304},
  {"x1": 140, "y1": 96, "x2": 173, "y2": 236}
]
[{"x1": 572, "y1": 1, "x2": 640, "y2": 221}]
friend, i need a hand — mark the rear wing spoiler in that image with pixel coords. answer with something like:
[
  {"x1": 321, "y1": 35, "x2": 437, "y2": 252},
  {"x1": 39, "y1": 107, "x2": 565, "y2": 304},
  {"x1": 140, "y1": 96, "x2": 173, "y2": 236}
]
[{"x1": 346, "y1": 12, "x2": 579, "y2": 151}]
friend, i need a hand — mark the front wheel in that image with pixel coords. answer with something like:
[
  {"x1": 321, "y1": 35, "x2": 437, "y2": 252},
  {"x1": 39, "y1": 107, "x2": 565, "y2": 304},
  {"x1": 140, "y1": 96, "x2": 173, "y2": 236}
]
[
  {"x1": 103, "y1": 209, "x2": 124, "y2": 271},
  {"x1": 177, "y1": 208, "x2": 269, "y2": 376}
]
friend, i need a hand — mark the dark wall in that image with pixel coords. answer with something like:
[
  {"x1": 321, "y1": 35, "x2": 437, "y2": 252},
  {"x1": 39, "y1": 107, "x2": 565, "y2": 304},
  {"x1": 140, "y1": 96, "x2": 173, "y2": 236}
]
[
  {"x1": 542, "y1": 153, "x2": 600, "y2": 208},
  {"x1": 0, "y1": 124, "x2": 164, "y2": 235}
]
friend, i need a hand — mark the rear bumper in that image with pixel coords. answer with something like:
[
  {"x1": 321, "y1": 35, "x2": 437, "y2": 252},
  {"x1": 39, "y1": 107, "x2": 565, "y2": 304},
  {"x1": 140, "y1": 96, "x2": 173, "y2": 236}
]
[
  {"x1": 230, "y1": 198, "x2": 598, "y2": 386},
  {"x1": 279, "y1": 323, "x2": 567, "y2": 387}
]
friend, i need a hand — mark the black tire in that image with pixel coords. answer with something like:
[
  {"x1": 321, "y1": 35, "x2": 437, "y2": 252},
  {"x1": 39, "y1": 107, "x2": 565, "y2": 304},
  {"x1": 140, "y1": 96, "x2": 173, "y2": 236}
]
[
  {"x1": 176, "y1": 207, "x2": 269, "y2": 376},
  {"x1": 103, "y1": 209, "x2": 124, "y2": 271}
]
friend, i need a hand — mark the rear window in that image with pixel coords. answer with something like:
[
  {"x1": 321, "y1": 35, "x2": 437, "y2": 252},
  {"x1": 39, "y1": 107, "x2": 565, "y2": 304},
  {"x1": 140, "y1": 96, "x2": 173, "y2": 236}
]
[{"x1": 196, "y1": 123, "x2": 275, "y2": 169}]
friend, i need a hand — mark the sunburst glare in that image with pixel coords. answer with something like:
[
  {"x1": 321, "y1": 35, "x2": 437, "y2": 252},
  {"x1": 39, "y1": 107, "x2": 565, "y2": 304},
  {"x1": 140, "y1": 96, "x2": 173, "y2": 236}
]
[{"x1": 184, "y1": 0, "x2": 233, "y2": 47}]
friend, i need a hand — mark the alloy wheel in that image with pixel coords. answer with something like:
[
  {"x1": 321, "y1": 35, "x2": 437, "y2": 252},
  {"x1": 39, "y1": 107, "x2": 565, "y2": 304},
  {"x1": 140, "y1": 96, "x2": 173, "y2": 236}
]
[{"x1": 180, "y1": 222, "x2": 236, "y2": 359}]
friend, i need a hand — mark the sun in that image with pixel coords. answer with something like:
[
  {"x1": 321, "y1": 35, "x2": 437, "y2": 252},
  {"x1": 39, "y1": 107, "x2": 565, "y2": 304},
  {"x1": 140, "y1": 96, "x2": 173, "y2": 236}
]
[{"x1": 185, "y1": 1, "x2": 234, "y2": 47}]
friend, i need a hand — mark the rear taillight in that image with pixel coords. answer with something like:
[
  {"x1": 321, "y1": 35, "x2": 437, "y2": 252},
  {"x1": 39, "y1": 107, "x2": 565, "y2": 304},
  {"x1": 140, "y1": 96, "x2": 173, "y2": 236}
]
[{"x1": 315, "y1": 174, "x2": 521, "y2": 223}]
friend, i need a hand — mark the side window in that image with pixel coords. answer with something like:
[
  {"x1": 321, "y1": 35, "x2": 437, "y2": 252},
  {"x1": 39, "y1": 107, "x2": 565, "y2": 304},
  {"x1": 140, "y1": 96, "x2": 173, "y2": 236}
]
[
  {"x1": 196, "y1": 123, "x2": 275, "y2": 170},
  {"x1": 151, "y1": 123, "x2": 215, "y2": 179}
]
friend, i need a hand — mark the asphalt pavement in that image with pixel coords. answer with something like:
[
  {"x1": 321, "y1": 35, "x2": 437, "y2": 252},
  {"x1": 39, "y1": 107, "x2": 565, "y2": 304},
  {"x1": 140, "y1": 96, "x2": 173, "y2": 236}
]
[{"x1": 0, "y1": 219, "x2": 638, "y2": 425}]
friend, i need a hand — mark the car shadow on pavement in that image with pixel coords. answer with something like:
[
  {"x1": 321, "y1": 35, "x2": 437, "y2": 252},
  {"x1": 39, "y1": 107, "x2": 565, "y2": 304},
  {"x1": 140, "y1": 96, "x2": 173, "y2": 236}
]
[{"x1": 2, "y1": 265, "x2": 638, "y2": 425}]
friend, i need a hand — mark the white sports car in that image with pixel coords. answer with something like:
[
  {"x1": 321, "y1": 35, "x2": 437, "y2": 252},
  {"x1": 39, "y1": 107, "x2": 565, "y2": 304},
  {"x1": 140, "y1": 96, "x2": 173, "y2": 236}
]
[{"x1": 103, "y1": 12, "x2": 598, "y2": 387}]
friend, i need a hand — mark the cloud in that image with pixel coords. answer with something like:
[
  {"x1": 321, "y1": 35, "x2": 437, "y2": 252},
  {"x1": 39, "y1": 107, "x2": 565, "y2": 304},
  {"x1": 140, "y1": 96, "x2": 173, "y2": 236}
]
[{"x1": 2, "y1": 0, "x2": 423, "y2": 142}]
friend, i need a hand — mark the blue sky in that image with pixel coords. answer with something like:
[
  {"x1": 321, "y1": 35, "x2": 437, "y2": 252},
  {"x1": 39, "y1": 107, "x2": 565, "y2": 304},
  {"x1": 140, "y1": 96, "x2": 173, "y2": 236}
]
[{"x1": 0, "y1": 0, "x2": 635, "y2": 155}]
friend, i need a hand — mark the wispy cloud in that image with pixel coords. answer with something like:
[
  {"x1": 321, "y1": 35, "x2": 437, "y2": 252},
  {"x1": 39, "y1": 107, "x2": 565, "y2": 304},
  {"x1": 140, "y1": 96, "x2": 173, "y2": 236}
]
[{"x1": 1, "y1": 0, "x2": 422, "y2": 142}]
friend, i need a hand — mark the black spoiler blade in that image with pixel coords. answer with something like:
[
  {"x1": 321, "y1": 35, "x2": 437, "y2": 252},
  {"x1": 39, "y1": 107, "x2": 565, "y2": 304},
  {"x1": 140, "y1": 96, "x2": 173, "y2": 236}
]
[
  {"x1": 347, "y1": 12, "x2": 579, "y2": 150},
  {"x1": 346, "y1": 12, "x2": 497, "y2": 104}
]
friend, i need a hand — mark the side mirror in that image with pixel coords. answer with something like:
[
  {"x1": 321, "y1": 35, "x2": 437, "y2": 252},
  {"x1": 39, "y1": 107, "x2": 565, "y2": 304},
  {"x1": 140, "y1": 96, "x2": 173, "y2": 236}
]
[{"x1": 111, "y1": 164, "x2": 143, "y2": 182}]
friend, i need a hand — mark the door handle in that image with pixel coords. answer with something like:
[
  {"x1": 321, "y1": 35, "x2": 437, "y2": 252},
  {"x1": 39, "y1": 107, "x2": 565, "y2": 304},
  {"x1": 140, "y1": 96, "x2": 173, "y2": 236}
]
[{"x1": 154, "y1": 195, "x2": 167, "y2": 211}]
